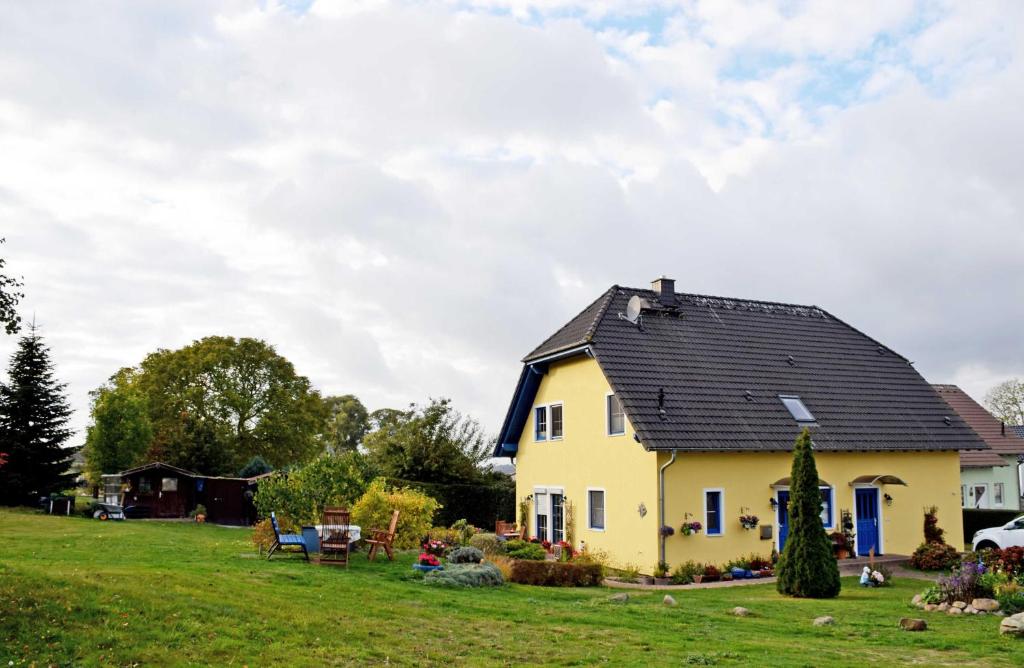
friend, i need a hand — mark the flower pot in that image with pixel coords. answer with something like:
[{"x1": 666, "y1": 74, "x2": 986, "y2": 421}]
[
  {"x1": 412, "y1": 564, "x2": 444, "y2": 573},
  {"x1": 194, "y1": 514, "x2": 206, "y2": 523},
  {"x1": 836, "y1": 548, "x2": 850, "y2": 560},
  {"x1": 693, "y1": 575, "x2": 704, "y2": 584}
]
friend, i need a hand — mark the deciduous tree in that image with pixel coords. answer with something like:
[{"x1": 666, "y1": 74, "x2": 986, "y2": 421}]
[
  {"x1": 985, "y1": 379, "x2": 1024, "y2": 426},
  {"x1": 83, "y1": 378, "x2": 153, "y2": 481},
  {"x1": 322, "y1": 394, "x2": 369, "y2": 452},
  {"x1": 0, "y1": 238, "x2": 24, "y2": 335}
]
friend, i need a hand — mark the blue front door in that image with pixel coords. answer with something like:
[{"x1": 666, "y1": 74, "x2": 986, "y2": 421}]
[
  {"x1": 777, "y1": 491, "x2": 790, "y2": 551},
  {"x1": 855, "y1": 488, "x2": 880, "y2": 556}
]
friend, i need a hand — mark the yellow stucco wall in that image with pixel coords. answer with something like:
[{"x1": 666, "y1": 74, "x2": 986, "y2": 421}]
[
  {"x1": 513, "y1": 355, "x2": 965, "y2": 573},
  {"x1": 514, "y1": 355, "x2": 659, "y2": 569},
  {"x1": 661, "y1": 450, "x2": 963, "y2": 570}
]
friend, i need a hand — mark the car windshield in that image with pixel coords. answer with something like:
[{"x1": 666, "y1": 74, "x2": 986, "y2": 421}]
[{"x1": 1006, "y1": 516, "x2": 1024, "y2": 528}]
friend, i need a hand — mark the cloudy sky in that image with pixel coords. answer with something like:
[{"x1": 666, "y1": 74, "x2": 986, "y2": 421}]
[{"x1": 2, "y1": 0, "x2": 1022, "y2": 443}]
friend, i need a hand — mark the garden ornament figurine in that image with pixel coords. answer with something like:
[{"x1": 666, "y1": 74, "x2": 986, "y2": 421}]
[{"x1": 859, "y1": 566, "x2": 871, "y2": 587}]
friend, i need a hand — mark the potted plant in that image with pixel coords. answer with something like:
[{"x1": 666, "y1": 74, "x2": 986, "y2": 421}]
[
  {"x1": 703, "y1": 564, "x2": 721, "y2": 583},
  {"x1": 680, "y1": 521, "x2": 703, "y2": 536},
  {"x1": 413, "y1": 552, "x2": 443, "y2": 572},
  {"x1": 739, "y1": 514, "x2": 759, "y2": 530},
  {"x1": 190, "y1": 504, "x2": 207, "y2": 523},
  {"x1": 830, "y1": 530, "x2": 850, "y2": 559},
  {"x1": 653, "y1": 561, "x2": 671, "y2": 586},
  {"x1": 660, "y1": 525, "x2": 675, "y2": 538}
]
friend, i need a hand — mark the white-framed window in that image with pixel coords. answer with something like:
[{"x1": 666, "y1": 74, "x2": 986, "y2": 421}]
[
  {"x1": 607, "y1": 393, "x2": 625, "y2": 436},
  {"x1": 961, "y1": 484, "x2": 967, "y2": 508},
  {"x1": 550, "y1": 404, "x2": 563, "y2": 439},
  {"x1": 161, "y1": 477, "x2": 177, "y2": 492},
  {"x1": 704, "y1": 488, "x2": 724, "y2": 536},
  {"x1": 587, "y1": 488, "x2": 606, "y2": 531},
  {"x1": 534, "y1": 403, "x2": 563, "y2": 441},
  {"x1": 820, "y1": 487, "x2": 834, "y2": 528},
  {"x1": 995, "y1": 482, "x2": 1005, "y2": 507}
]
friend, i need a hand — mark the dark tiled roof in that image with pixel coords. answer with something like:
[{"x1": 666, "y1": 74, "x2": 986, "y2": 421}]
[
  {"x1": 1012, "y1": 425, "x2": 1024, "y2": 439},
  {"x1": 932, "y1": 385, "x2": 1024, "y2": 467},
  {"x1": 524, "y1": 286, "x2": 988, "y2": 453},
  {"x1": 523, "y1": 287, "x2": 617, "y2": 361}
]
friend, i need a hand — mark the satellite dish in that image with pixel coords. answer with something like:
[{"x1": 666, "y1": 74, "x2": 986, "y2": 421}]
[{"x1": 626, "y1": 295, "x2": 642, "y2": 324}]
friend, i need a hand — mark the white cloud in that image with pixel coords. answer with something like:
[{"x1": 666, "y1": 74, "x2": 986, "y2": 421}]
[{"x1": 1, "y1": 0, "x2": 1023, "y2": 444}]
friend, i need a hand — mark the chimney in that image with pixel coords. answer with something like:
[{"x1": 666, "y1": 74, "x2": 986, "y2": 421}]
[{"x1": 651, "y1": 276, "x2": 675, "y2": 306}]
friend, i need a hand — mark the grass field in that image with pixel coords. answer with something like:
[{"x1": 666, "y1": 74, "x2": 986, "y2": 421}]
[{"x1": 2, "y1": 510, "x2": 1022, "y2": 667}]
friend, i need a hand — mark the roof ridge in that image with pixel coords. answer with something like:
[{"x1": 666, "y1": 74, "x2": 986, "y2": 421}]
[{"x1": 618, "y1": 285, "x2": 820, "y2": 311}]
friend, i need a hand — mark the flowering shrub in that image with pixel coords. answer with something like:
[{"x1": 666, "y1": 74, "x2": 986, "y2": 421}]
[
  {"x1": 680, "y1": 521, "x2": 702, "y2": 536},
  {"x1": 934, "y1": 560, "x2": 984, "y2": 603},
  {"x1": 541, "y1": 539, "x2": 552, "y2": 551},
  {"x1": 418, "y1": 553, "x2": 441, "y2": 567},
  {"x1": 703, "y1": 564, "x2": 721, "y2": 581},
  {"x1": 909, "y1": 542, "x2": 960, "y2": 571}
]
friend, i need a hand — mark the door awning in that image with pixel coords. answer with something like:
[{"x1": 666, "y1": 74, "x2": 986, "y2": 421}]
[
  {"x1": 770, "y1": 477, "x2": 831, "y2": 488},
  {"x1": 848, "y1": 474, "x2": 908, "y2": 486}
]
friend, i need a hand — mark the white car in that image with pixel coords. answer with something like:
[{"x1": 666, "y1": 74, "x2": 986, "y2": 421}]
[{"x1": 972, "y1": 515, "x2": 1024, "y2": 551}]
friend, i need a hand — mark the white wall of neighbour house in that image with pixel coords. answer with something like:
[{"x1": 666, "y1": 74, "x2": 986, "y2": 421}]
[{"x1": 960, "y1": 459, "x2": 1022, "y2": 511}]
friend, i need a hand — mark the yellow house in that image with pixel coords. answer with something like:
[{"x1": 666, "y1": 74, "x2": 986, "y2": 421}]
[{"x1": 494, "y1": 278, "x2": 989, "y2": 572}]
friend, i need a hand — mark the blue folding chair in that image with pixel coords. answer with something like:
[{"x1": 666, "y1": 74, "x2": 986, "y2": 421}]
[{"x1": 267, "y1": 512, "x2": 309, "y2": 561}]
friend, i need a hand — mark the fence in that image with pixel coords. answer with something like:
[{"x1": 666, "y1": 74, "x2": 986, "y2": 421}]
[{"x1": 391, "y1": 477, "x2": 516, "y2": 529}]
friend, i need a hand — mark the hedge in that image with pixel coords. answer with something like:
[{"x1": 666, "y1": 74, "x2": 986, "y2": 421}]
[
  {"x1": 509, "y1": 560, "x2": 603, "y2": 587},
  {"x1": 390, "y1": 477, "x2": 515, "y2": 529},
  {"x1": 963, "y1": 509, "x2": 1020, "y2": 545}
]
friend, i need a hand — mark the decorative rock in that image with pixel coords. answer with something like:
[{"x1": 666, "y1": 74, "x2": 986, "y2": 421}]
[
  {"x1": 937, "y1": 602, "x2": 950, "y2": 612},
  {"x1": 947, "y1": 607, "x2": 962, "y2": 615},
  {"x1": 609, "y1": 593, "x2": 629, "y2": 603},
  {"x1": 999, "y1": 612, "x2": 1024, "y2": 636},
  {"x1": 899, "y1": 618, "x2": 928, "y2": 632},
  {"x1": 731, "y1": 607, "x2": 750, "y2": 617},
  {"x1": 923, "y1": 604, "x2": 937, "y2": 612},
  {"x1": 996, "y1": 611, "x2": 1006, "y2": 617},
  {"x1": 911, "y1": 594, "x2": 923, "y2": 606},
  {"x1": 979, "y1": 610, "x2": 988, "y2": 616},
  {"x1": 663, "y1": 595, "x2": 677, "y2": 606},
  {"x1": 972, "y1": 598, "x2": 1000, "y2": 612},
  {"x1": 952, "y1": 601, "x2": 967, "y2": 609},
  {"x1": 964, "y1": 605, "x2": 978, "y2": 615},
  {"x1": 813, "y1": 616, "x2": 835, "y2": 627}
]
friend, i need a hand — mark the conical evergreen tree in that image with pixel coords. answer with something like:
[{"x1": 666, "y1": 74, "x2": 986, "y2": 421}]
[
  {"x1": 0, "y1": 324, "x2": 75, "y2": 505},
  {"x1": 776, "y1": 428, "x2": 841, "y2": 598}
]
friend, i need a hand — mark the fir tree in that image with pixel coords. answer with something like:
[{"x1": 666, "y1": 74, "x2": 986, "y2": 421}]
[
  {"x1": 0, "y1": 324, "x2": 75, "y2": 505},
  {"x1": 776, "y1": 428, "x2": 841, "y2": 598}
]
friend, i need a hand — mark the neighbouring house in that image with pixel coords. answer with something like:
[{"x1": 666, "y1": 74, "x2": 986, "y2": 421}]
[
  {"x1": 933, "y1": 385, "x2": 1024, "y2": 510},
  {"x1": 119, "y1": 462, "x2": 265, "y2": 525},
  {"x1": 494, "y1": 277, "x2": 989, "y2": 571}
]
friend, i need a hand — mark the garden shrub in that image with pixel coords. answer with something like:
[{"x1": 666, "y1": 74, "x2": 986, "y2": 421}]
[
  {"x1": 77, "y1": 498, "x2": 99, "y2": 518},
  {"x1": 448, "y1": 546, "x2": 484, "y2": 564},
  {"x1": 923, "y1": 505, "x2": 945, "y2": 544},
  {"x1": 351, "y1": 478, "x2": 441, "y2": 550},
  {"x1": 997, "y1": 581, "x2": 1024, "y2": 614},
  {"x1": 909, "y1": 542, "x2": 960, "y2": 571},
  {"x1": 254, "y1": 452, "x2": 373, "y2": 525},
  {"x1": 488, "y1": 555, "x2": 515, "y2": 581},
  {"x1": 509, "y1": 560, "x2": 603, "y2": 587},
  {"x1": 252, "y1": 516, "x2": 297, "y2": 553},
  {"x1": 776, "y1": 428, "x2": 841, "y2": 599},
  {"x1": 423, "y1": 562, "x2": 504, "y2": 587},
  {"x1": 505, "y1": 539, "x2": 547, "y2": 561},
  {"x1": 468, "y1": 532, "x2": 505, "y2": 555},
  {"x1": 670, "y1": 560, "x2": 704, "y2": 585}
]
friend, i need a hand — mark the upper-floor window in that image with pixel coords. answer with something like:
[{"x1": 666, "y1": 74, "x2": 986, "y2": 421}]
[
  {"x1": 535, "y1": 406, "x2": 547, "y2": 441},
  {"x1": 534, "y1": 403, "x2": 563, "y2": 441},
  {"x1": 607, "y1": 394, "x2": 625, "y2": 435}
]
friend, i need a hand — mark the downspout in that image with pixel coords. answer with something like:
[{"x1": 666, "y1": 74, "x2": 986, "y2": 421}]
[{"x1": 658, "y1": 449, "x2": 678, "y2": 564}]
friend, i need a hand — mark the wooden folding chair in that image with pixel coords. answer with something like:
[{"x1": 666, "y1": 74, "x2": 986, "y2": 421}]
[
  {"x1": 365, "y1": 510, "x2": 400, "y2": 561},
  {"x1": 320, "y1": 507, "x2": 351, "y2": 567}
]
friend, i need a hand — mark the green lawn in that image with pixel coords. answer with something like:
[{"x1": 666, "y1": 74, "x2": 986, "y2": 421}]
[{"x1": 1, "y1": 510, "x2": 1021, "y2": 667}]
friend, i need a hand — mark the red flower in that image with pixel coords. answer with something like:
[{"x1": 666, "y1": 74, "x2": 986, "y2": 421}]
[{"x1": 418, "y1": 553, "x2": 440, "y2": 566}]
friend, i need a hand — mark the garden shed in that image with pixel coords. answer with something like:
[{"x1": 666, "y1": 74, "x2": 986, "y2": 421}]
[{"x1": 119, "y1": 462, "x2": 261, "y2": 525}]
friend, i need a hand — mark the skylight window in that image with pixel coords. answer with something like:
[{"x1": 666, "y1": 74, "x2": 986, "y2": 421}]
[{"x1": 779, "y1": 395, "x2": 815, "y2": 423}]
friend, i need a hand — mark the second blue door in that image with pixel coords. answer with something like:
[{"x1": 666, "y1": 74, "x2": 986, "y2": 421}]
[
  {"x1": 777, "y1": 491, "x2": 790, "y2": 551},
  {"x1": 855, "y1": 488, "x2": 880, "y2": 556}
]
